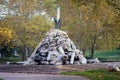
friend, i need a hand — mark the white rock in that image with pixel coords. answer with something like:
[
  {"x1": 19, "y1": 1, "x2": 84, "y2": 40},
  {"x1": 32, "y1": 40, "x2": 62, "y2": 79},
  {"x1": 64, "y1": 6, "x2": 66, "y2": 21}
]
[
  {"x1": 87, "y1": 58, "x2": 100, "y2": 63},
  {"x1": 108, "y1": 63, "x2": 120, "y2": 72},
  {"x1": 24, "y1": 29, "x2": 87, "y2": 65}
]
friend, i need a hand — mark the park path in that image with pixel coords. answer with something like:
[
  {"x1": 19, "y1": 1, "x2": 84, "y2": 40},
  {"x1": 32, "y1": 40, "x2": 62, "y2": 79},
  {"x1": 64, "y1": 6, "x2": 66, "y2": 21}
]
[{"x1": 0, "y1": 72, "x2": 89, "y2": 80}]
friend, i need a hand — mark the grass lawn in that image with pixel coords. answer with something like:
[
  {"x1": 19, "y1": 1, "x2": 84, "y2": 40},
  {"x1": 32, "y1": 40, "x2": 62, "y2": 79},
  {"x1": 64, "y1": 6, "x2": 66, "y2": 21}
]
[
  {"x1": 0, "y1": 57, "x2": 21, "y2": 64},
  {"x1": 86, "y1": 50, "x2": 120, "y2": 58},
  {"x1": 61, "y1": 69, "x2": 120, "y2": 80},
  {"x1": 94, "y1": 50, "x2": 120, "y2": 58},
  {"x1": 86, "y1": 50, "x2": 120, "y2": 61}
]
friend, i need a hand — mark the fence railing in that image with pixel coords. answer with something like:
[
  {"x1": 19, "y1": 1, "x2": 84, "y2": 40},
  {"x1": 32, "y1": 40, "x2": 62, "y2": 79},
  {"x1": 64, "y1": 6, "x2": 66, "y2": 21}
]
[{"x1": 98, "y1": 58, "x2": 120, "y2": 62}]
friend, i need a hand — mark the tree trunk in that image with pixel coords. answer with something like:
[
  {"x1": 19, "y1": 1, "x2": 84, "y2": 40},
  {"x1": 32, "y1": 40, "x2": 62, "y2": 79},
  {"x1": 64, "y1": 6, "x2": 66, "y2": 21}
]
[
  {"x1": 90, "y1": 35, "x2": 97, "y2": 59},
  {"x1": 82, "y1": 48, "x2": 86, "y2": 56},
  {"x1": 90, "y1": 44, "x2": 95, "y2": 59},
  {"x1": 25, "y1": 47, "x2": 28, "y2": 58},
  {"x1": 21, "y1": 52, "x2": 25, "y2": 61},
  {"x1": 21, "y1": 46, "x2": 27, "y2": 61}
]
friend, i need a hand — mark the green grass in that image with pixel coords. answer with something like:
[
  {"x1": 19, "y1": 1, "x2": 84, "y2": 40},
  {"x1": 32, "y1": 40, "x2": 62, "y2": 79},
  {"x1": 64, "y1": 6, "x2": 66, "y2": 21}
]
[
  {"x1": 61, "y1": 69, "x2": 120, "y2": 80},
  {"x1": 86, "y1": 50, "x2": 120, "y2": 61},
  {"x1": 94, "y1": 50, "x2": 120, "y2": 58},
  {"x1": 0, "y1": 57, "x2": 21, "y2": 64}
]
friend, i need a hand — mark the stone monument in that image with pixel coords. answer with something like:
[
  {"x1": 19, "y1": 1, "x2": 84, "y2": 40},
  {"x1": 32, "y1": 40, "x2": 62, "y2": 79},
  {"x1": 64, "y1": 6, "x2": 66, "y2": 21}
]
[{"x1": 24, "y1": 7, "x2": 87, "y2": 65}]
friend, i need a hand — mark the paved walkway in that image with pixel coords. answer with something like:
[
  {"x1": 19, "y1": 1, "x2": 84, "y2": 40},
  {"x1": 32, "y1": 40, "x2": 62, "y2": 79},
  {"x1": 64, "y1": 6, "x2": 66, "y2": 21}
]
[{"x1": 0, "y1": 72, "x2": 89, "y2": 80}]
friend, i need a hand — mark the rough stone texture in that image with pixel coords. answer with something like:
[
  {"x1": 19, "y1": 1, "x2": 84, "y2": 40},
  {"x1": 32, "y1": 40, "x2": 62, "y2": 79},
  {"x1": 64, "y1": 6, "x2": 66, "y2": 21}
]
[
  {"x1": 108, "y1": 62, "x2": 120, "y2": 72},
  {"x1": 25, "y1": 29, "x2": 87, "y2": 65}
]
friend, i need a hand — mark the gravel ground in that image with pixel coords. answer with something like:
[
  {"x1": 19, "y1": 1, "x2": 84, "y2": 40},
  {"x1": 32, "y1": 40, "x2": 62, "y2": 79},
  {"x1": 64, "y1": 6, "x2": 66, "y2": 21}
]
[
  {"x1": 0, "y1": 62, "x2": 120, "y2": 80},
  {"x1": 0, "y1": 72, "x2": 89, "y2": 80}
]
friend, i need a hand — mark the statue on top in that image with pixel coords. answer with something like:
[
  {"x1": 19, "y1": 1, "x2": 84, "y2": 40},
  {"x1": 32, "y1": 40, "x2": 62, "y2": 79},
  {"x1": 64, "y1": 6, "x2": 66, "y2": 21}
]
[{"x1": 54, "y1": 7, "x2": 61, "y2": 29}]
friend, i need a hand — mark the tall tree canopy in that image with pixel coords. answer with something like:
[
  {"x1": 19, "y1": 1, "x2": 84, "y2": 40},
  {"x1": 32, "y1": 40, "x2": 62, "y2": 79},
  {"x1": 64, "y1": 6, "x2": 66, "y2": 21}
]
[
  {"x1": 56, "y1": 0, "x2": 120, "y2": 58},
  {"x1": 0, "y1": 0, "x2": 120, "y2": 59},
  {"x1": 0, "y1": 27, "x2": 14, "y2": 49},
  {"x1": 0, "y1": 0, "x2": 55, "y2": 60}
]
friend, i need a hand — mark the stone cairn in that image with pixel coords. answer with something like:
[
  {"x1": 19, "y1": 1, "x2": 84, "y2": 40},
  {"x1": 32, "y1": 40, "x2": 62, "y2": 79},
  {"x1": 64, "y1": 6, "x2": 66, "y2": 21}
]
[
  {"x1": 24, "y1": 29, "x2": 87, "y2": 65},
  {"x1": 24, "y1": 7, "x2": 87, "y2": 65}
]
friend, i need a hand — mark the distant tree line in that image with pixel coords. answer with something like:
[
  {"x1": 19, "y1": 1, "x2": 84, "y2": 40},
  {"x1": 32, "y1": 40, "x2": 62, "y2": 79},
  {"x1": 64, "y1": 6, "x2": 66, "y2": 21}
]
[{"x1": 0, "y1": 0, "x2": 120, "y2": 60}]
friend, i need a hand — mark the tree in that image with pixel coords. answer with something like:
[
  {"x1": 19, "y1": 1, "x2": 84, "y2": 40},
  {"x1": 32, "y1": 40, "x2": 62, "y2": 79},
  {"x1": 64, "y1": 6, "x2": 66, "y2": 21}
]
[
  {"x1": 56, "y1": 0, "x2": 120, "y2": 58},
  {"x1": 0, "y1": 27, "x2": 15, "y2": 57},
  {"x1": 0, "y1": 27, "x2": 14, "y2": 48},
  {"x1": 0, "y1": 0, "x2": 55, "y2": 60}
]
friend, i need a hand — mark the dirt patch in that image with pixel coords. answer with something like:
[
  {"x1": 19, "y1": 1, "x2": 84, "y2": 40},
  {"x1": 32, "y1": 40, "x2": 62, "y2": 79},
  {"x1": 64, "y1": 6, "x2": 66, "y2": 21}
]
[{"x1": 0, "y1": 62, "x2": 120, "y2": 74}]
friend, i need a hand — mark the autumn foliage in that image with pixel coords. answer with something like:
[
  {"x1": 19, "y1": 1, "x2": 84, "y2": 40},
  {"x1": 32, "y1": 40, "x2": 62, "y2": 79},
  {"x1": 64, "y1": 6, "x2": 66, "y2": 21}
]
[{"x1": 0, "y1": 27, "x2": 13, "y2": 48}]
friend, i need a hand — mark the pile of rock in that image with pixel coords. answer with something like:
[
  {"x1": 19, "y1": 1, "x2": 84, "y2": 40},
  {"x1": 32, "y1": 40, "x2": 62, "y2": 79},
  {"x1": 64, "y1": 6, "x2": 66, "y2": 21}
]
[{"x1": 24, "y1": 29, "x2": 87, "y2": 65}]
